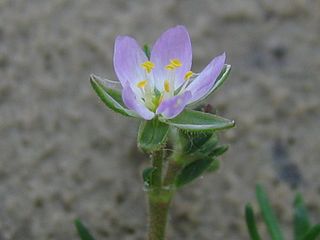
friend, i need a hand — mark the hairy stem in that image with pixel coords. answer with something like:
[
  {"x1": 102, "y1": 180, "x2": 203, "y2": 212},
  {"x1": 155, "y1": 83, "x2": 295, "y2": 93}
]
[
  {"x1": 148, "y1": 192, "x2": 172, "y2": 240},
  {"x1": 151, "y1": 150, "x2": 163, "y2": 189}
]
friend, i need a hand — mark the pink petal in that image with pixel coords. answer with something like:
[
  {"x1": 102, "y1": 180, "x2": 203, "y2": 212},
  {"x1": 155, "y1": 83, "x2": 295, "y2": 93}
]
[
  {"x1": 122, "y1": 85, "x2": 155, "y2": 120},
  {"x1": 151, "y1": 26, "x2": 192, "y2": 91},
  {"x1": 156, "y1": 91, "x2": 192, "y2": 119},
  {"x1": 114, "y1": 36, "x2": 147, "y2": 87},
  {"x1": 186, "y1": 53, "x2": 226, "y2": 103}
]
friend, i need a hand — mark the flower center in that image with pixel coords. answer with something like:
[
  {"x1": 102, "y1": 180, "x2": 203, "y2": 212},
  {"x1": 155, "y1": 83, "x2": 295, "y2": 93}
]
[{"x1": 137, "y1": 59, "x2": 194, "y2": 112}]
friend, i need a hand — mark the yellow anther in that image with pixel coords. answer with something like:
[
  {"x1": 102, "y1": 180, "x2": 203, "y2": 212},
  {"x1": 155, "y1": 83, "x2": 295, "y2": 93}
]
[
  {"x1": 170, "y1": 59, "x2": 182, "y2": 67},
  {"x1": 141, "y1": 61, "x2": 155, "y2": 73},
  {"x1": 165, "y1": 59, "x2": 182, "y2": 70},
  {"x1": 184, "y1": 71, "x2": 193, "y2": 80},
  {"x1": 137, "y1": 80, "x2": 147, "y2": 88},
  {"x1": 164, "y1": 80, "x2": 170, "y2": 92},
  {"x1": 165, "y1": 64, "x2": 175, "y2": 70}
]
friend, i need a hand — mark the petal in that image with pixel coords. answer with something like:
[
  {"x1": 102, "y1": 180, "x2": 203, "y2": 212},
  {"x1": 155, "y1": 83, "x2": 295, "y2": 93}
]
[
  {"x1": 114, "y1": 36, "x2": 148, "y2": 87},
  {"x1": 122, "y1": 85, "x2": 155, "y2": 120},
  {"x1": 156, "y1": 91, "x2": 192, "y2": 119},
  {"x1": 151, "y1": 25, "x2": 192, "y2": 90},
  {"x1": 186, "y1": 52, "x2": 226, "y2": 103}
]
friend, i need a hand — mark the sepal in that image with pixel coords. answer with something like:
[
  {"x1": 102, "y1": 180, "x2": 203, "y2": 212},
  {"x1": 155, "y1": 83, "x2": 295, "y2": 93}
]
[
  {"x1": 138, "y1": 118, "x2": 169, "y2": 152},
  {"x1": 160, "y1": 109, "x2": 235, "y2": 132},
  {"x1": 90, "y1": 74, "x2": 139, "y2": 118}
]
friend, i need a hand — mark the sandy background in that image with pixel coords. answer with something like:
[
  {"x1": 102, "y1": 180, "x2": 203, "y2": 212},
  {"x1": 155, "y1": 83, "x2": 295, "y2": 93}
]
[{"x1": 0, "y1": 0, "x2": 320, "y2": 239}]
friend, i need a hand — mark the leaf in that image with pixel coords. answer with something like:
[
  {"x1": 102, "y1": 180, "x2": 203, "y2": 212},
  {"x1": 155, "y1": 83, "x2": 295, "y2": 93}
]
[
  {"x1": 245, "y1": 204, "x2": 262, "y2": 240},
  {"x1": 90, "y1": 75, "x2": 139, "y2": 118},
  {"x1": 178, "y1": 131, "x2": 214, "y2": 154},
  {"x1": 256, "y1": 184, "x2": 284, "y2": 240},
  {"x1": 209, "y1": 144, "x2": 229, "y2": 157},
  {"x1": 160, "y1": 109, "x2": 235, "y2": 132},
  {"x1": 138, "y1": 118, "x2": 169, "y2": 152},
  {"x1": 175, "y1": 157, "x2": 215, "y2": 187},
  {"x1": 206, "y1": 159, "x2": 220, "y2": 172},
  {"x1": 301, "y1": 224, "x2": 320, "y2": 240},
  {"x1": 74, "y1": 219, "x2": 96, "y2": 240},
  {"x1": 294, "y1": 193, "x2": 311, "y2": 240},
  {"x1": 194, "y1": 133, "x2": 218, "y2": 155},
  {"x1": 142, "y1": 167, "x2": 156, "y2": 188}
]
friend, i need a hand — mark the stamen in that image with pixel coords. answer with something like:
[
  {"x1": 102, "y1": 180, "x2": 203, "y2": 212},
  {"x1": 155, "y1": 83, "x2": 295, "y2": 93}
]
[
  {"x1": 141, "y1": 61, "x2": 155, "y2": 73},
  {"x1": 165, "y1": 65, "x2": 174, "y2": 70},
  {"x1": 137, "y1": 80, "x2": 148, "y2": 88},
  {"x1": 164, "y1": 80, "x2": 170, "y2": 92},
  {"x1": 184, "y1": 71, "x2": 193, "y2": 80},
  {"x1": 165, "y1": 58, "x2": 182, "y2": 70},
  {"x1": 170, "y1": 59, "x2": 182, "y2": 67}
]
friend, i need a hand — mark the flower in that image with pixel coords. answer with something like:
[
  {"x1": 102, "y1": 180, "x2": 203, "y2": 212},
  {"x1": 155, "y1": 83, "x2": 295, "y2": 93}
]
[{"x1": 113, "y1": 25, "x2": 227, "y2": 120}]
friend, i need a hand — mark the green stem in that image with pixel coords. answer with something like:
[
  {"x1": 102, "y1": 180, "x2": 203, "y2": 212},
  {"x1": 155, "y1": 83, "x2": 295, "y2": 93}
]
[
  {"x1": 148, "y1": 192, "x2": 172, "y2": 240},
  {"x1": 163, "y1": 152, "x2": 184, "y2": 186},
  {"x1": 147, "y1": 150, "x2": 183, "y2": 240},
  {"x1": 151, "y1": 150, "x2": 163, "y2": 189}
]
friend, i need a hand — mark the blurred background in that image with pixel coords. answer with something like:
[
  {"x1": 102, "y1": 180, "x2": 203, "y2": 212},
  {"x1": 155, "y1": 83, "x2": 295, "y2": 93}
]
[{"x1": 0, "y1": 0, "x2": 319, "y2": 239}]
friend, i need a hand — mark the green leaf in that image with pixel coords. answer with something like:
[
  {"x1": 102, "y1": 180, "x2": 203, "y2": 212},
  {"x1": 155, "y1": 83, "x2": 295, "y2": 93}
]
[
  {"x1": 179, "y1": 131, "x2": 214, "y2": 154},
  {"x1": 74, "y1": 219, "x2": 96, "y2": 240},
  {"x1": 138, "y1": 118, "x2": 169, "y2": 152},
  {"x1": 160, "y1": 109, "x2": 235, "y2": 132},
  {"x1": 90, "y1": 75, "x2": 139, "y2": 118},
  {"x1": 142, "y1": 167, "x2": 156, "y2": 188},
  {"x1": 245, "y1": 204, "x2": 262, "y2": 240},
  {"x1": 294, "y1": 193, "x2": 311, "y2": 240},
  {"x1": 209, "y1": 144, "x2": 229, "y2": 157},
  {"x1": 206, "y1": 159, "x2": 220, "y2": 172},
  {"x1": 175, "y1": 157, "x2": 215, "y2": 187},
  {"x1": 193, "y1": 133, "x2": 218, "y2": 155},
  {"x1": 256, "y1": 184, "x2": 284, "y2": 240},
  {"x1": 301, "y1": 225, "x2": 320, "y2": 240}
]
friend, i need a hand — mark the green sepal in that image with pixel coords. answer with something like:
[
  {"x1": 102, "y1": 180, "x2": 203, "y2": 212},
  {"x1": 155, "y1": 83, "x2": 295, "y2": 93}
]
[
  {"x1": 256, "y1": 184, "x2": 284, "y2": 240},
  {"x1": 175, "y1": 157, "x2": 215, "y2": 187},
  {"x1": 178, "y1": 131, "x2": 214, "y2": 154},
  {"x1": 90, "y1": 75, "x2": 139, "y2": 118},
  {"x1": 142, "y1": 167, "x2": 156, "y2": 188},
  {"x1": 245, "y1": 204, "x2": 262, "y2": 240},
  {"x1": 160, "y1": 109, "x2": 235, "y2": 132},
  {"x1": 138, "y1": 118, "x2": 169, "y2": 152},
  {"x1": 74, "y1": 219, "x2": 96, "y2": 240},
  {"x1": 301, "y1": 225, "x2": 320, "y2": 240},
  {"x1": 143, "y1": 44, "x2": 151, "y2": 60},
  {"x1": 209, "y1": 144, "x2": 229, "y2": 157},
  {"x1": 211, "y1": 64, "x2": 231, "y2": 93},
  {"x1": 206, "y1": 159, "x2": 220, "y2": 172},
  {"x1": 294, "y1": 193, "x2": 311, "y2": 240}
]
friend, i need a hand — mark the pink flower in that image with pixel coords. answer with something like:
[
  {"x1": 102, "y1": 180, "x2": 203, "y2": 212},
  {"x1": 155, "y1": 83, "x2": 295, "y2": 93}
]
[{"x1": 111, "y1": 26, "x2": 228, "y2": 120}]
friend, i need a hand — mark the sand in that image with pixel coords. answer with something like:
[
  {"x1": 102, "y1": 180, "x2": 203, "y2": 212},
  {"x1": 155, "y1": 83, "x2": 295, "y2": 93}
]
[{"x1": 0, "y1": 0, "x2": 319, "y2": 239}]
